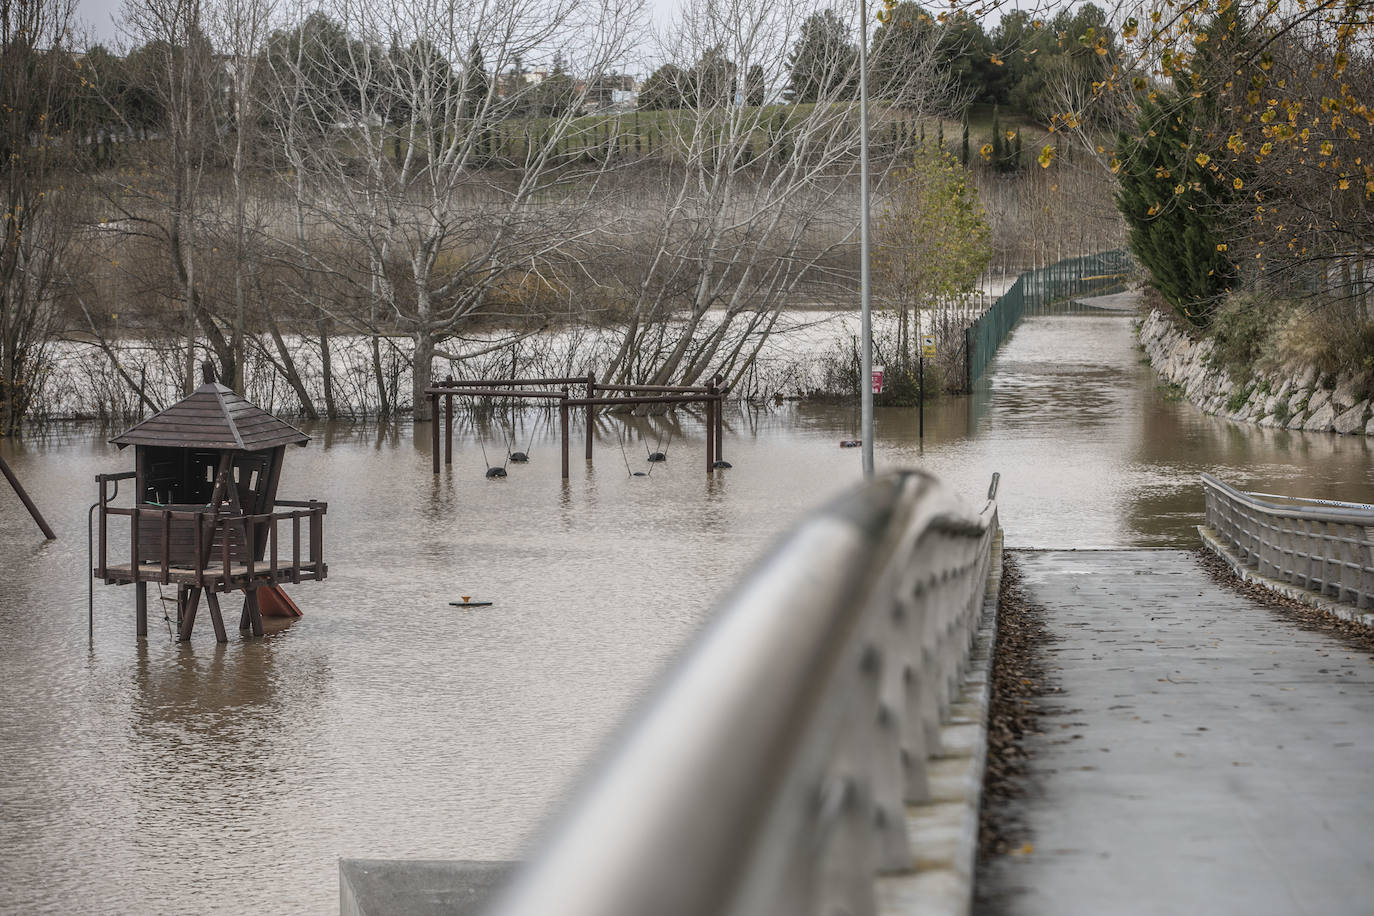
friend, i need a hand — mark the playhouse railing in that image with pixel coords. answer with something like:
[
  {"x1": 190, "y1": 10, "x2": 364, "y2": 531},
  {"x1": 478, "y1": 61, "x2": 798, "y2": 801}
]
[{"x1": 93, "y1": 472, "x2": 326, "y2": 589}]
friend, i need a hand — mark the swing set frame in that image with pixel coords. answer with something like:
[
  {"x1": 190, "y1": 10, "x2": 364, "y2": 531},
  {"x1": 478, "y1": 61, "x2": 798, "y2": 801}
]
[{"x1": 425, "y1": 373, "x2": 730, "y2": 479}]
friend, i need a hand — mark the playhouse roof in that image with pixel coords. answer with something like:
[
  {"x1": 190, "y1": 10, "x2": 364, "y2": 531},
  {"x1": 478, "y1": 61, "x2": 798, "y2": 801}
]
[{"x1": 111, "y1": 382, "x2": 310, "y2": 451}]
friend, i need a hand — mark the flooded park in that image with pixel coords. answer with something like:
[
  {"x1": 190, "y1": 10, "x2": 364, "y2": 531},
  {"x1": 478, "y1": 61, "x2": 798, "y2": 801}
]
[{"x1": 2, "y1": 307, "x2": 1372, "y2": 914}]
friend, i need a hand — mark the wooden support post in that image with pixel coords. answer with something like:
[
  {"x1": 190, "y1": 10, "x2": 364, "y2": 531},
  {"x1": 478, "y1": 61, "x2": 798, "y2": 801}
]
[
  {"x1": 240, "y1": 596, "x2": 251, "y2": 631},
  {"x1": 129, "y1": 506, "x2": 140, "y2": 576},
  {"x1": 135, "y1": 582, "x2": 148, "y2": 640},
  {"x1": 430, "y1": 393, "x2": 441, "y2": 474},
  {"x1": 178, "y1": 586, "x2": 202, "y2": 641},
  {"x1": 0, "y1": 453, "x2": 56, "y2": 540},
  {"x1": 97, "y1": 479, "x2": 108, "y2": 580},
  {"x1": 560, "y1": 388, "x2": 570, "y2": 479},
  {"x1": 246, "y1": 588, "x2": 264, "y2": 637},
  {"x1": 204, "y1": 591, "x2": 228, "y2": 643},
  {"x1": 705, "y1": 397, "x2": 715, "y2": 474},
  {"x1": 713, "y1": 376, "x2": 725, "y2": 464},
  {"x1": 444, "y1": 385, "x2": 453, "y2": 467},
  {"x1": 585, "y1": 372, "x2": 595, "y2": 462}
]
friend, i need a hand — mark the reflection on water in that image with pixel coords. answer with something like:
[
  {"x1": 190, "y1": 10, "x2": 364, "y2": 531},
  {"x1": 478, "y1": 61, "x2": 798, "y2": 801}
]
[{"x1": 1, "y1": 312, "x2": 1370, "y2": 914}]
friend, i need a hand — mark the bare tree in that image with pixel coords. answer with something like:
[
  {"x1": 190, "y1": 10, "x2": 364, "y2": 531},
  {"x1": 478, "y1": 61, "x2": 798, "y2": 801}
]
[
  {"x1": 112, "y1": 0, "x2": 229, "y2": 394},
  {"x1": 205, "y1": 0, "x2": 277, "y2": 396},
  {"x1": 1, "y1": 0, "x2": 79, "y2": 433},
  {"x1": 263, "y1": 0, "x2": 642, "y2": 418},
  {"x1": 599, "y1": 0, "x2": 959, "y2": 391}
]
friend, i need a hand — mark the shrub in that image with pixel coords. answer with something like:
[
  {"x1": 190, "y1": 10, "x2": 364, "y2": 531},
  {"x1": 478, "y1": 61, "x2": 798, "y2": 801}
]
[
  {"x1": 1273, "y1": 302, "x2": 1374, "y2": 392},
  {"x1": 1225, "y1": 383, "x2": 1253, "y2": 414},
  {"x1": 1209, "y1": 294, "x2": 1280, "y2": 380}
]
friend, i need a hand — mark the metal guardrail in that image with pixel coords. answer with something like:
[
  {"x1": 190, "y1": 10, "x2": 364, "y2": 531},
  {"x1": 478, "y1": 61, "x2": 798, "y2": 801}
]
[
  {"x1": 482, "y1": 470, "x2": 1001, "y2": 916},
  {"x1": 1202, "y1": 473, "x2": 1374, "y2": 609}
]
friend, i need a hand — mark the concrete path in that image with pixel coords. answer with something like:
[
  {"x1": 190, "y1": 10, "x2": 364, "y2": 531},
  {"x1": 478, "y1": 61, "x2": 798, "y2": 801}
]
[
  {"x1": 1071, "y1": 289, "x2": 1142, "y2": 311},
  {"x1": 979, "y1": 550, "x2": 1374, "y2": 916}
]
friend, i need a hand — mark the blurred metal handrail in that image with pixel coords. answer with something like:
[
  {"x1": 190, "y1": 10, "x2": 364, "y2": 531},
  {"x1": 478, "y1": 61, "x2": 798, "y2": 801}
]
[
  {"x1": 483, "y1": 471, "x2": 1001, "y2": 916},
  {"x1": 1201, "y1": 473, "x2": 1374, "y2": 609}
]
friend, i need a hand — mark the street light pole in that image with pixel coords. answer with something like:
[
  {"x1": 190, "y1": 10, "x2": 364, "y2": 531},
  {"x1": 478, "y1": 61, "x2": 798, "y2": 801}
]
[{"x1": 858, "y1": 0, "x2": 874, "y2": 478}]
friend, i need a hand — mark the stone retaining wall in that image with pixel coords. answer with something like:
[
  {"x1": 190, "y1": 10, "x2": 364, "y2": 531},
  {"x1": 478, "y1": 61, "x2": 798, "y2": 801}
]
[{"x1": 1138, "y1": 309, "x2": 1373, "y2": 436}]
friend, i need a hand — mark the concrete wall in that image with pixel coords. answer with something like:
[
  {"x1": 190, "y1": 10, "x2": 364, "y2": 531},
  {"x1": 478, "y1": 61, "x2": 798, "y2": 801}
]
[{"x1": 1138, "y1": 309, "x2": 1374, "y2": 436}]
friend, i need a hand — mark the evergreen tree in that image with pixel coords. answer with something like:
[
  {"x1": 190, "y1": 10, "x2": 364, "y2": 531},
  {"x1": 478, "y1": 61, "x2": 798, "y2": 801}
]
[
  {"x1": 785, "y1": 10, "x2": 857, "y2": 103},
  {"x1": 745, "y1": 64, "x2": 766, "y2": 107},
  {"x1": 1115, "y1": 93, "x2": 1237, "y2": 326},
  {"x1": 639, "y1": 64, "x2": 688, "y2": 110},
  {"x1": 464, "y1": 41, "x2": 489, "y2": 118},
  {"x1": 990, "y1": 104, "x2": 1002, "y2": 164}
]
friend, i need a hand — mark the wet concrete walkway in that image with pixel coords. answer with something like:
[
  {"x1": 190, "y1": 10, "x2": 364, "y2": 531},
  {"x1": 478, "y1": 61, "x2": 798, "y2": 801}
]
[{"x1": 979, "y1": 550, "x2": 1374, "y2": 916}]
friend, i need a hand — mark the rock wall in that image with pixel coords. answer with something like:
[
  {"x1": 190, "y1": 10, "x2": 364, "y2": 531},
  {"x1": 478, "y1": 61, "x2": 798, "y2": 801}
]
[{"x1": 1138, "y1": 309, "x2": 1373, "y2": 436}]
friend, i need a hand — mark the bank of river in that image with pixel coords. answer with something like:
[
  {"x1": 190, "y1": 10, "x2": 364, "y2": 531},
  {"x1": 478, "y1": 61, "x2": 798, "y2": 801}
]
[
  {"x1": 1, "y1": 308, "x2": 1370, "y2": 914},
  {"x1": 1139, "y1": 307, "x2": 1374, "y2": 436}
]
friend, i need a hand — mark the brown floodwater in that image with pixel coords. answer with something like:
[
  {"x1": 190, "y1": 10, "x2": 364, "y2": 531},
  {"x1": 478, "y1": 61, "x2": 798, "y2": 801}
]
[{"x1": 1, "y1": 311, "x2": 1370, "y2": 914}]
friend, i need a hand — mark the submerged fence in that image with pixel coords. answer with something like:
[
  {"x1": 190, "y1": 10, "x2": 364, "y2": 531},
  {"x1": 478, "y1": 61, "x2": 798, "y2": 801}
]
[{"x1": 965, "y1": 249, "x2": 1134, "y2": 387}]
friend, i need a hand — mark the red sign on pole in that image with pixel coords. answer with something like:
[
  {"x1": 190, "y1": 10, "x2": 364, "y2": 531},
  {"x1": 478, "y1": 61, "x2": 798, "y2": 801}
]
[{"x1": 871, "y1": 366, "x2": 885, "y2": 394}]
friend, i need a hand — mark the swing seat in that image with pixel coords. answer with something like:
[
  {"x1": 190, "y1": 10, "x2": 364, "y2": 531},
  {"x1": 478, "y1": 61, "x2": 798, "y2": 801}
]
[
  {"x1": 509, "y1": 452, "x2": 529, "y2": 463},
  {"x1": 486, "y1": 467, "x2": 508, "y2": 478},
  {"x1": 647, "y1": 452, "x2": 667, "y2": 462}
]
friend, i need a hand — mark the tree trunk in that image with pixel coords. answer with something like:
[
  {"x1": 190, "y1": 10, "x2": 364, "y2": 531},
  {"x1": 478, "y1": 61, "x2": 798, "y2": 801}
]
[
  {"x1": 412, "y1": 329, "x2": 434, "y2": 421},
  {"x1": 266, "y1": 312, "x2": 319, "y2": 419},
  {"x1": 319, "y1": 318, "x2": 338, "y2": 419},
  {"x1": 371, "y1": 334, "x2": 390, "y2": 418}
]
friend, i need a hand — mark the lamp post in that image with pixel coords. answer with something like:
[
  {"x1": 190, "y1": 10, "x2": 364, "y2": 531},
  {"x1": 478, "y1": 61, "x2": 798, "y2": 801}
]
[{"x1": 858, "y1": 0, "x2": 874, "y2": 477}]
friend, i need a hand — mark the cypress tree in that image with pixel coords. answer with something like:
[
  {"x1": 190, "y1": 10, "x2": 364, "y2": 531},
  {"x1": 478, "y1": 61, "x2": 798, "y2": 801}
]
[
  {"x1": 1115, "y1": 92, "x2": 1237, "y2": 326},
  {"x1": 991, "y1": 105, "x2": 1002, "y2": 165}
]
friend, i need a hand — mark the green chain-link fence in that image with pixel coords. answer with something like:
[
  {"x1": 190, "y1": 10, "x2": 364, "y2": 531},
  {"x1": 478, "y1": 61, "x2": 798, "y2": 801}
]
[{"x1": 964, "y1": 249, "x2": 1133, "y2": 388}]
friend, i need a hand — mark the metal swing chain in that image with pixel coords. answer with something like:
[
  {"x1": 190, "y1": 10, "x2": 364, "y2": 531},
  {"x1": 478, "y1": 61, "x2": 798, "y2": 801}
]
[
  {"x1": 646, "y1": 426, "x2": 674, "y2": 478},
  {"x1": 618, "y1": 424, "x2": 636, "y2": 478}
]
